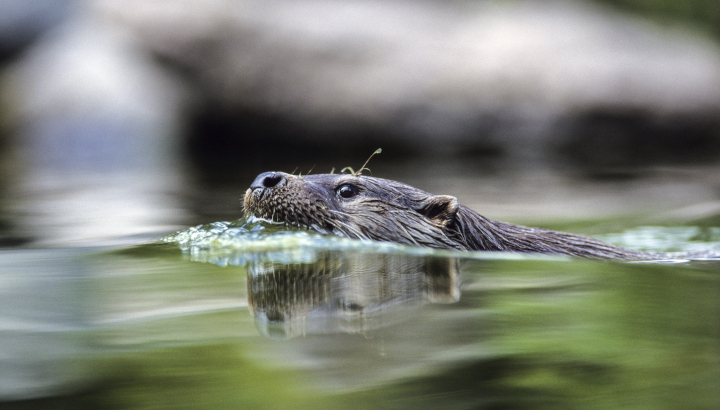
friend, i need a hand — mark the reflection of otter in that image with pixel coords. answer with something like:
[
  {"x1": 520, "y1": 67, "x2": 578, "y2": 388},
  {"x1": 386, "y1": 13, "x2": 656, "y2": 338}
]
[
  {"x1": 244, "y1": 172, "x2": 650, "y2": 260},
  {"x1": 247, "y1": 251, "x2": 459, "y2": 339}
]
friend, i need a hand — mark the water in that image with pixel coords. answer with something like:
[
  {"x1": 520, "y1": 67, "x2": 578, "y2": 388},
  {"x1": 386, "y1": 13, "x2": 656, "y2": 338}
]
[
  {"x1": 2, "y1": 217, "x2": 717, "y2": 409},
  {"x1": 1, "y1": 161, "x2": 719, "y2": 409}
]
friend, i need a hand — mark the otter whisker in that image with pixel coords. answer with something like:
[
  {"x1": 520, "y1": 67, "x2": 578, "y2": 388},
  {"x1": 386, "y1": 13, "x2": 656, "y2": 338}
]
[
  {"x1": 337, "y1": 219, "x2": 371, "y2": 240},
  {"x1": 395, "y1": 222, "x2": 421, "y2": 247},
  {"x1": 327, "y1": 209, "x2": 351, "y2": 217},
  {"x1": 329, "y1": 219, "x2": 369, "y2": 240}
]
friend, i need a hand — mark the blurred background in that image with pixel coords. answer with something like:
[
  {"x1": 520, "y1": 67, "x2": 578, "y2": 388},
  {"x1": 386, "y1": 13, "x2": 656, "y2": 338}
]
[
  {"x1": 1, "y1": 0, "x2": 719, "y2": 247},
  {"x1": 1, "y1": 0, "x2": 720, "y2": 405}
]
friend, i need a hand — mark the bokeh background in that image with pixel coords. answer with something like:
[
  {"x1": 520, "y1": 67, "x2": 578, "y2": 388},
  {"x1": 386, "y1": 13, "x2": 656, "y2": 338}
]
[{"x1": 1, "y1": 0, "x2": 719, "y2": 247}]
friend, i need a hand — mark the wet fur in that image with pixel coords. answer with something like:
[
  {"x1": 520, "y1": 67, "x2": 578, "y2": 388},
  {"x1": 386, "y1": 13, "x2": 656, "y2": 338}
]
[{"x1": 244, "y1": 173, "x2": 650, "y2": 260}]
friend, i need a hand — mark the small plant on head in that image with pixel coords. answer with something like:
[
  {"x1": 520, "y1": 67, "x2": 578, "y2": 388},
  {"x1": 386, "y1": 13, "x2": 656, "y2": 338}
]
[
  {"x1": 299, "y1": 164, "x2": 316, "y2": 179},
  {"x1": 340, "y1": 148, "x2": 382, "y2": 176}
]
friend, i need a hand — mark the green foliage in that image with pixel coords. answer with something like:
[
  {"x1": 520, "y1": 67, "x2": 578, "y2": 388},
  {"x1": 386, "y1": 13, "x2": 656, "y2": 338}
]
[{"x1": 601, "y1": 0, "x2": 720, "y2": 37}]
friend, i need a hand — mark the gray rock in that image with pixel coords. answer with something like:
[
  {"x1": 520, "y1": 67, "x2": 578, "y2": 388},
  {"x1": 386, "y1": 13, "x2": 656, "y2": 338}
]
[
  {"x1": 0, "y1": 0, "x2": 75, "y2": 58},
  {"x1": 102, "y1": 0, "x2": 720, "y2": 165},
  {"x1": 2, "y1": 10, "x2": 188, "y2": 246}
]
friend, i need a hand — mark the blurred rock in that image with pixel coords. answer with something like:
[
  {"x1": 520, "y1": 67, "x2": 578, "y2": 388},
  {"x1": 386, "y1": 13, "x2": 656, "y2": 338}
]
[
  {"x1": 3, "y1": 0, "x2": 720, "y2": 245},
  {"x1": 2, "y1": 8, "x2": 189, "y2": 246},
  {"x1": 0, "y1": 0, "x2": 78, "y2": 245},
  {"x1": 98, "y1": 0, "x2": 720, "y2": 171},
  {"x1": 0, "y1": 0, "x2": 75, "y2": 60}
]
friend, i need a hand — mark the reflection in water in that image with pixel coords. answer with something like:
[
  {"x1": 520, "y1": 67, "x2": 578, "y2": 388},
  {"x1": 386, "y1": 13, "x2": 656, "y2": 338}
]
[
  {"x1": 1, "y1": 221, "x2": 717, "y2": 407},
  {"x1": 247, "y1": 251, "x2": 460, "y2": 339},
  {"x1": 166, "y1": 218, "x2": 467, "y2": 339},
  {"x1": 162, "y1": 221, "x2": 720, "y2": 402}
]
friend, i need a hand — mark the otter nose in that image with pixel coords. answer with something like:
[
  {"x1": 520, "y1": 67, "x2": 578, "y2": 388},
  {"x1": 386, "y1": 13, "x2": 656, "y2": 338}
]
[{"x1": 250, "y1": 172, "x2": 285, "y2": 190}]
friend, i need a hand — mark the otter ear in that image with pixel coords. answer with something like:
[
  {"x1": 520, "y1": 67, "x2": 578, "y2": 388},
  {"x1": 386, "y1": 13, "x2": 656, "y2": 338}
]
[{"x1": 418, "y1": 195, "x2": 459, "y2": 226}]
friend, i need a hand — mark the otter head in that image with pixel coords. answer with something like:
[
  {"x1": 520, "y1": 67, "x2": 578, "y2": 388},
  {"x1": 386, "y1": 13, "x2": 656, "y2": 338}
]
[{"x1": 243, "y1": 172, "x2": 464, "y2": 250}]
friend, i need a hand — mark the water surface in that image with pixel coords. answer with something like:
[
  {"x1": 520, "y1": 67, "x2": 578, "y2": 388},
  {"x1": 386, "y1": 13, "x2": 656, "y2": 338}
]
[{"x1": 1, "y1": 170, "x2": 719, "y2": 409}]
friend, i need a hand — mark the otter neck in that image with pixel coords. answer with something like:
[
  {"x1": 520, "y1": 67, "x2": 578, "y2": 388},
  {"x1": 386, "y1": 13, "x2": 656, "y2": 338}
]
[{"x1": 452, "y1": 206, "x2": 648, "y2": 260}]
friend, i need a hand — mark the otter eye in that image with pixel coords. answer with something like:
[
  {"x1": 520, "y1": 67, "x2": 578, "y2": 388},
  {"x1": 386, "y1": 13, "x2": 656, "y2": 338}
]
[{"x1": 337, "y1": 184, "x2": 358, "y2": 199}]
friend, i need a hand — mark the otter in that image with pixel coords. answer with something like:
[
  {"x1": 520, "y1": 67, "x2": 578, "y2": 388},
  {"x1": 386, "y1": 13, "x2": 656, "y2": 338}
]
[{"x1": 243, "y1": 171, "x2": 651, "y2": 260}]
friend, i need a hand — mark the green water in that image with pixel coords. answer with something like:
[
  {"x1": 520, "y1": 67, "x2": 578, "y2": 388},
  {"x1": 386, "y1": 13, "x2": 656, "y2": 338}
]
[{"x1": 2, "y1": 220, "x2": 719, "y2": 409}]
